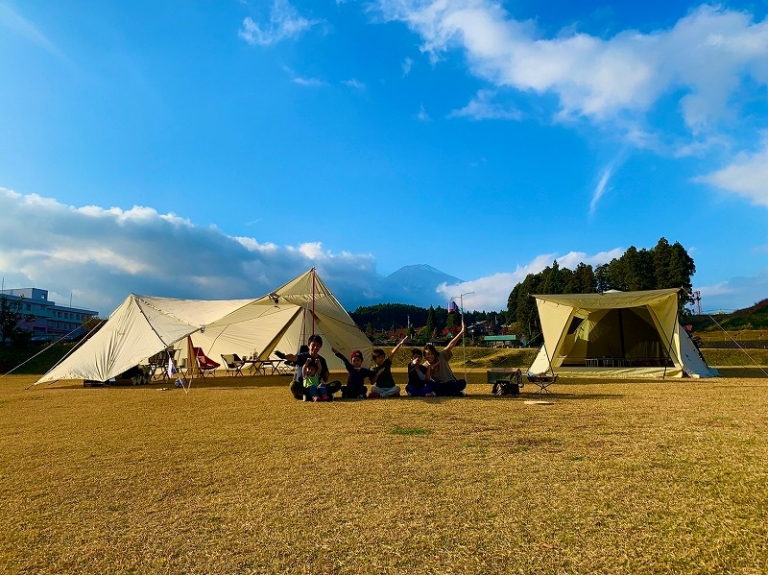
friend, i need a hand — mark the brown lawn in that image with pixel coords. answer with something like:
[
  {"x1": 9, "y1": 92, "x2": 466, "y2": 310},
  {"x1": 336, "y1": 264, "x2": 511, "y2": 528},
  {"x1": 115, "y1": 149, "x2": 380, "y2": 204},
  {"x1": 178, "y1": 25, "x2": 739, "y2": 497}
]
[{"x1": 1, "y1": 372, "x2": 767, "y2": 574}]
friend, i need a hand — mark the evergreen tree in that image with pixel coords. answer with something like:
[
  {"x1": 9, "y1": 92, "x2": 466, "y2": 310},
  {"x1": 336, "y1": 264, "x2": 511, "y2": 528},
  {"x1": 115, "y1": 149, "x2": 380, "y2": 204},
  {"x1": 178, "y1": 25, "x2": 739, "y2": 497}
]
[
  {"x1": 0, "y1": 295, "x2": 35, "y2": 344},
  {"x1": 425, "y1": 306, "x2": 437, "y2": 338},
  {"x1": 566, "y1": 263, "x2": 596, "y2": 293},
  {"x1": 541, "y1": 261, "x2": 565, "y2": 294}
]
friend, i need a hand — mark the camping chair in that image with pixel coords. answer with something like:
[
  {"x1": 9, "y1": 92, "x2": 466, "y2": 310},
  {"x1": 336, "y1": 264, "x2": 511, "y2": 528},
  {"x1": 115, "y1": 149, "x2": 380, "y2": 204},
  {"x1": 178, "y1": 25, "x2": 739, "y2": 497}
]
[
  {"x1": 525, "y1": 372, "x2": 558, "y2": 394},
  {"x1": 147, "y1": 351, "x2": 166, "y2": 381},
  {"x1": 193, "y1": 347, "x2": 220, "y2": 378},
  {"x1": 221, "y1": 354, "x2": 244, "y2": 377}
]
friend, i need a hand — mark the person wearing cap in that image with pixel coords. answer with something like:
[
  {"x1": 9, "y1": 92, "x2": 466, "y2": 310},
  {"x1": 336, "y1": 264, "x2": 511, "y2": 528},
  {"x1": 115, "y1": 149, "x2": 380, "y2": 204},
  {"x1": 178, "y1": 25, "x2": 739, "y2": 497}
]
[
  {"x1": 332, "y1": 347, "x2": 374, "y2": 399},
  {"x1": 424, "y1": 319, "x2": 467, "y2": 396},
  {"x1": 406, "y1": 348, "x2": 436, "y2": 397},
  {"x1": 368, "y1": 336, "x2": 407, "y2": 398}
]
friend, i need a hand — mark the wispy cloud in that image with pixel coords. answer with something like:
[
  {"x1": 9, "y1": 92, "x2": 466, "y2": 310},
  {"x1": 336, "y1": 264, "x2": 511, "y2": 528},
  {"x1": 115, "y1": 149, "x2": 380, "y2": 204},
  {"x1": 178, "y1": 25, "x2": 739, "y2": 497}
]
[
  {"x1": 402, "y1": 56, "x2": 414, "y2": 76},
  {"x1": 416, "y1": 104, "x2": 431, "y2": 122},
  {"x1": 342, "y1": 78, "x2": 365, "y2": 90},
  {"x1": 0, "y1": 2, "x2": 69, "y2": 61},
  {"x1": 590, "y1": 168, "x2": 612, "y2": 215},
  {"x1": 281, "y1": 65, "x2": 325, "y2": 87},
  {"x1": 293, "y1": 76, "x2": 325, "y2": 87},
  {"x1": 448, "y1": 89, "x2": 521, "y2": 120},
  {"x1": 589, "y1": 149, "x2": 630, "y2": 214},
  {"x1": 239, "y1": 0, "x2": 319, "y2": 46}
]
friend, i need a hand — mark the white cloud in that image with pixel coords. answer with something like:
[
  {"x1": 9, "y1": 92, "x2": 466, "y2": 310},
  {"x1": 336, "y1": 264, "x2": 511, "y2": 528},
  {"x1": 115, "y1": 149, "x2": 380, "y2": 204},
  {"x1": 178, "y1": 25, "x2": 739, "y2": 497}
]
[
  {"x1": 2, "y1": 187, "x2": 762, "y2": 315},
  {"x1": 696, "y1": 136, "x2": 768, "y2": 206},
  {"x1": 402, "y1": 56, "x2": 414, "y2": 76},
  {"x1": 589, "y1": 169, "x2": 611, "y2": 215},
  {"x1": 239, "y1": 0, "x2": 318, "y2": 46},
  {"x1": 589, "y1": 148, "x2": 630, "y2": 214},
  {"x1": 281, "y1": 65, "x2": 325, "y2": 87},
  {"x1": 416, "y1": 104, "x2": 431, "y2": 121},
  {"x1": 293, "y1": 76, "x2": 325, "y2": 87},
  {"x1": 697, "y1": 269, "x2": 768, "y2": 312},
  {"x1": 448, "y1": 89, "x2": 522, "y2": 120},
  {"x1": 0, "y1": 187, "x2": 378, "y2": 314},
  {"x1": 342, "y1": 78, "x2": 366, "y2": 90},
  {"x1": 436, "y1": 249, "x2": 622, "y2": 310},
  {"x1": 373, "y1": 2, "x2": 768, "y2": 133}
]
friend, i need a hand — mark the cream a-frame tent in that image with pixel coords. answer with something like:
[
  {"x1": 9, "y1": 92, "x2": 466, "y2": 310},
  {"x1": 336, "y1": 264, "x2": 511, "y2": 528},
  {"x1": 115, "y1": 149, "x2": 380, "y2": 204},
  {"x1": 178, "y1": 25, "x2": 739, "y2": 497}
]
[
  {"x1": 35, "y1": 269, "x2": 372, "y2": 384},
  {"x1": 528, "y1": 288, "x2": 716, "y2": 378}
]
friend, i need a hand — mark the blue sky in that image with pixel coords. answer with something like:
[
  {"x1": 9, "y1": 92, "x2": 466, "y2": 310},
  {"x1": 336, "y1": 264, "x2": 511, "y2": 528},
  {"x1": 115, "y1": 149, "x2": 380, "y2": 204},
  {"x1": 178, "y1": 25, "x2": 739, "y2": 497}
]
[{"x1": 2, "y1": 0, "x2": 768, "y2": 316}]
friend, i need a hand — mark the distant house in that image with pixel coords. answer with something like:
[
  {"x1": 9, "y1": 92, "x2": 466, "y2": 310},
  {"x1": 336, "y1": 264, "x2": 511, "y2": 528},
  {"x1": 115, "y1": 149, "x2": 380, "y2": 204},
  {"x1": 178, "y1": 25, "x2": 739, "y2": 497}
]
[
  {"x1": 0, "y1": 288, "x2": 98, "y2": 339},
  {"x1": 482, "y1": 335, "x2": 521, "y2": 348}
]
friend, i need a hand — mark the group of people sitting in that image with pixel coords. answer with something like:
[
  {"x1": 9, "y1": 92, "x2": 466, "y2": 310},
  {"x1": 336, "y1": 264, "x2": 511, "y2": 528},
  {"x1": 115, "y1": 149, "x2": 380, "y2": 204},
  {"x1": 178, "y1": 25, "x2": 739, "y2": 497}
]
[{"x1": 274, "y1": 322, "x2": 468, "y2": 402}]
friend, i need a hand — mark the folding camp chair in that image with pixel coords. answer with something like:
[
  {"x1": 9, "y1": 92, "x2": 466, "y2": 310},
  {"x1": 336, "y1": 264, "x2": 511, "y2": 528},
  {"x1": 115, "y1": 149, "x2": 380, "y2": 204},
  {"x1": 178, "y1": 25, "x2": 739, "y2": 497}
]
[
  {"x1": 221, "y1": 354, "x2": 244, "y2": 377},
  {"x1": 193, "y1": 347, "x2": 220, "y2": 378},
  {"x1": 525, "y1": 373, "x2": 558, "y2": 394}
]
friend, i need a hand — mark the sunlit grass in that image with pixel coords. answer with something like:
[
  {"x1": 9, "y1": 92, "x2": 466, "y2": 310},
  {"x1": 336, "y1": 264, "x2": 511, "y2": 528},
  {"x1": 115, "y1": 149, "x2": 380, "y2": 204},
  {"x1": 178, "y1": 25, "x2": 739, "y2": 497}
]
[{"x1": 2, "y1": 373, "x2": 768, "y2": 574}]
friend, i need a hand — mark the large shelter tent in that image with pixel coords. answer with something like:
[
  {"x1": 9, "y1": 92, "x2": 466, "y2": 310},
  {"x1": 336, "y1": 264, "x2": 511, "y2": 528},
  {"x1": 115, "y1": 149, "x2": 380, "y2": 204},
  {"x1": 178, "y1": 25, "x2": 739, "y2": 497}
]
[
  {"x1": 528, "y1": 288, "x2": 716, "y2": 378},
  {"x1": 191, "y1": 270, "x2": 372, "y2": 369},
  {"x1": 35, "y1": 269, "x2": 372, "y2": 385}
]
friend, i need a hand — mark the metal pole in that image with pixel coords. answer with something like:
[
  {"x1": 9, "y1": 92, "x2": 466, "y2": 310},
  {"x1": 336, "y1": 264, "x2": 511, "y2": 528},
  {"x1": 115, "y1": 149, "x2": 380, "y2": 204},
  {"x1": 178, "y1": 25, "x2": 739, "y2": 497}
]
[{"x1": 454, "y1": 291, "x2": 474, "y2": 381}]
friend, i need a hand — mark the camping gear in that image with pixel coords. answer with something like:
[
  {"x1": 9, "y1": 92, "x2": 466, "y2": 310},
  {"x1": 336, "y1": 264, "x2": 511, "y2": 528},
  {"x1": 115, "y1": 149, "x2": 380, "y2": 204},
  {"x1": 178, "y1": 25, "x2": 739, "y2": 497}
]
[
  {"x1": 527, "y1": 288, "x2": 716, "y2": 378},
  {"x1": 34, "y1": 269, "x2": 372, "y2": 385}
]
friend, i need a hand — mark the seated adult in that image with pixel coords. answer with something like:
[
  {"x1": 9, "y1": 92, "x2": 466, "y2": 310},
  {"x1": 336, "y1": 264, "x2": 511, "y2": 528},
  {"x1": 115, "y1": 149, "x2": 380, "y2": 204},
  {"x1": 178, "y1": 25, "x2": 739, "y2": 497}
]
[
  {"x1": 424, "y1": 319, "x2": 467, "y2": 397},
  {"x1": 275, "y1": 335, "x2": 342, "y2": 400},
  {"x1": 406, "y1": 348, "x2": 435, "y2": 397}
]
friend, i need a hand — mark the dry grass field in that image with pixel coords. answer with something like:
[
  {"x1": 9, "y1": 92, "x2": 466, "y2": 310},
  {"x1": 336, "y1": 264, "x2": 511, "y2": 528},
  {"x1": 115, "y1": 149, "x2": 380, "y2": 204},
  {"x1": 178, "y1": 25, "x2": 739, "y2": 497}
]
[{"x1": 2, "y1": 371, "x2": 768, "y2": 574}]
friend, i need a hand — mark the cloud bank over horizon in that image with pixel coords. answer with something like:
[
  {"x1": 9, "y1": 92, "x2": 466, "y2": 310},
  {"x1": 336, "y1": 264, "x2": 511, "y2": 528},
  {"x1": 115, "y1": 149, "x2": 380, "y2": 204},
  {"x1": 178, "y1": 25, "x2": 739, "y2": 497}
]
[{"x1": 0, "y1": 187, "x2": 761, "y2": 316}]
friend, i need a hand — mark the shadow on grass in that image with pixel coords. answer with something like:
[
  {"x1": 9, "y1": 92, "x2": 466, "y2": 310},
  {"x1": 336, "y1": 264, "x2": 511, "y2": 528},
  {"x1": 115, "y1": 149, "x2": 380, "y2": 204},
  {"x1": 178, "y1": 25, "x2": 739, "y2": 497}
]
[
  {"x1": 34, "y1": 376, "x2": 294, "y2": 391},
  {"x1": 714, "y1": 367, "x2": 768, "y2": 378}
]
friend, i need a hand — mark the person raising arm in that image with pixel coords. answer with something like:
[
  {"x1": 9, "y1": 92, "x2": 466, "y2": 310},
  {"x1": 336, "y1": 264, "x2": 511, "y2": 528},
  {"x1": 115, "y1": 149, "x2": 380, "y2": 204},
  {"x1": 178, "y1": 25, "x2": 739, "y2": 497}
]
[{"x1": 424, "y1": 319, "x2": 467, "y2": 397}]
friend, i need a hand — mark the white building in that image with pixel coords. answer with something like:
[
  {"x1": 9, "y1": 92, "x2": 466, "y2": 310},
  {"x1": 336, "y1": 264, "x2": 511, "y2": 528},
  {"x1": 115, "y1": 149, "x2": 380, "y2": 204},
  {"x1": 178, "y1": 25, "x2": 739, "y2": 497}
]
[{"x1": 0, "y1": 288, "x2": 98, "y2": 339}]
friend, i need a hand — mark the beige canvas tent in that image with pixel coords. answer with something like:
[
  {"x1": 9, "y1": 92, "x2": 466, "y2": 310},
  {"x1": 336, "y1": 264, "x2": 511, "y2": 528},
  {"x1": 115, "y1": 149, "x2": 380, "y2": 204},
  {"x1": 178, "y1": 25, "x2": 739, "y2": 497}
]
[
  {"x1": 35, "y1": 269, "x2": 372, "y2": 384},
  {"x1": 528, "y1": 288, "x2": 716, "y2": 378}
]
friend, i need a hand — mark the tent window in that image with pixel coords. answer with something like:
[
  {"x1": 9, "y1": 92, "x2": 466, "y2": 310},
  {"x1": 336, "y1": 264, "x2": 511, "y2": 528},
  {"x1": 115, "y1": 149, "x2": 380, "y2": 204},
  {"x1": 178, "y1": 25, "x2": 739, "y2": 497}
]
[{"x1": 566, "y1": 317, "x2": 584, "y2": 335}]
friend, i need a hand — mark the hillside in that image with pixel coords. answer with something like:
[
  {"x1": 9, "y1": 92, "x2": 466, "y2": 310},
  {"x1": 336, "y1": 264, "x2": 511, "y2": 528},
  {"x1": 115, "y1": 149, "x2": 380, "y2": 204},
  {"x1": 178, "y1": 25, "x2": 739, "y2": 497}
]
[{"x1": 689, "y1": 298, "x2": 768, "y2": 332}]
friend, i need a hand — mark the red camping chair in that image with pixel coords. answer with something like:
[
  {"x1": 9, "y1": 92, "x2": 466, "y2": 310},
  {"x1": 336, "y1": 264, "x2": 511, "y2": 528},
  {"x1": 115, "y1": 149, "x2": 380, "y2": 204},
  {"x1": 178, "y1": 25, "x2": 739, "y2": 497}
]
[{"x1": 192, "y1": 347, "x2": 220, "y2": 378}]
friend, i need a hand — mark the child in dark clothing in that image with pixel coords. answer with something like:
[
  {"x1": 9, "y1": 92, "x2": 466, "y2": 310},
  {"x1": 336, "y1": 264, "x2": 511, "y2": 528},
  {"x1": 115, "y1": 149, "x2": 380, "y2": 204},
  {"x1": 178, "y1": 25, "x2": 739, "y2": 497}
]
[
  {"x1": 369, "y1": 336, "x2": 407, "y2": 398},
  {"x1": 406, "y1": 348, "x2": 436, "y2": 397},
  {"x1": 332, "y1": 347, "x2": 373, "y2": 399}
]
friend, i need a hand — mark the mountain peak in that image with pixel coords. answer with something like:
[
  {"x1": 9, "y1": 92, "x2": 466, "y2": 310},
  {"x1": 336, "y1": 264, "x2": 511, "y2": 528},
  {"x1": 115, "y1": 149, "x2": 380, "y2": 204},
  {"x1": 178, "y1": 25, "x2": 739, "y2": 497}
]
[{"x1": 383, "y1": 266, "x2": 463, "y2": 304}]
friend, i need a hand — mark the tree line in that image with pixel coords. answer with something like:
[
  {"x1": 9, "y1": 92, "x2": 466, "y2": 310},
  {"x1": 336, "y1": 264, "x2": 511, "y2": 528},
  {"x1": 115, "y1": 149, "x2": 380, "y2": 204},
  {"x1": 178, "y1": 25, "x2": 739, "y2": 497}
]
[
  {"x1": 350, "y1": 238, "x2": 695, "y2": 345},
  {"x1": 507, "y1": 237, "x2": 696, "y2": 343},
  {"x1": 349, "y1": 303, "x2": 505, "y2": 342}
]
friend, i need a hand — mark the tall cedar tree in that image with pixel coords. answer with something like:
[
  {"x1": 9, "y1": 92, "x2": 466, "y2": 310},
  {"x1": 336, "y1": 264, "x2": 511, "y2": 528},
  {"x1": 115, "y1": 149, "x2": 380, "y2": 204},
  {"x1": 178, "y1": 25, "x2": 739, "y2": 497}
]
[{"x1": 507, "y1": 237, "x2": 695, "y2": 339}]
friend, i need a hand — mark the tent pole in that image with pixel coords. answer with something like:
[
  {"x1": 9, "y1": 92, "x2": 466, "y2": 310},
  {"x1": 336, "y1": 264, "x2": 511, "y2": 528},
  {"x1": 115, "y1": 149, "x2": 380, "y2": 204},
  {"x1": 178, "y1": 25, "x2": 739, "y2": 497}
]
[
  {"x1": 618, "y1": 309, "x2": 626, "y2": 361},
  {"x1": 311, "y1": 267, "x2": 316, "y2": 336},
  {"x1": 657, "y1": 306, "x2": 680, "y2": 380}
]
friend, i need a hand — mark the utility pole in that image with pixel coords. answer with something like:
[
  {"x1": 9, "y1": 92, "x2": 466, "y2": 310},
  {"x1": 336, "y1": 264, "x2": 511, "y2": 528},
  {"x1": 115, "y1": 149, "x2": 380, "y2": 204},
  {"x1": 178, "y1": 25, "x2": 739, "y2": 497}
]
[{"x1": 452, "y1": 292, "x2": 474, "y2": 381}]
